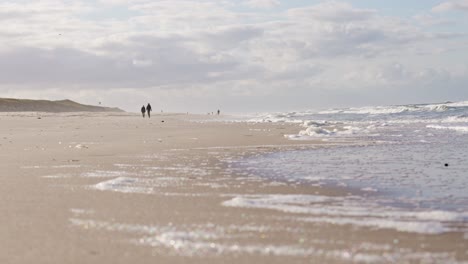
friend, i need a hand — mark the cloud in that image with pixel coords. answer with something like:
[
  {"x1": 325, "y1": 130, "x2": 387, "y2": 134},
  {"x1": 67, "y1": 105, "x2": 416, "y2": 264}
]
[
  {"x1": 0, "y1": 0, "x2": 466, "y2": 111},
  {"x1": 343, "y1": 63, "x2": 452, "y2": 86},
  {"x1": 129, "y1": 1, "x2": 240, "y2": 27},
  {"x1": 195, "y1": 25, "x2": 264, "y2": 50},
  {"x1": 244, "y1": 0, "x2": 280, "y2": 9},
  {"x1": 0, "y1": 47, "x2": 128, "y2": 85},
  {"x1": 287, "y1": 1, "x2": 376, "y2": 22},
  {"x1": 432, "y1": 0, "x2": 468, "y2": 12},
  {"x1": 97, "y1": 0, "x2": 145, "y2": 6},
  {"x1": 412, "y1": 14, "x2": 454, "y2": 26},
  {"x1": 132, "y1": 59, "x2": 153, "y2": 67}
]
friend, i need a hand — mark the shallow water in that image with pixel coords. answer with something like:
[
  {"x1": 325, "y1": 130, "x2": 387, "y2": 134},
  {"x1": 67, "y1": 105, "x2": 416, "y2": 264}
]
[
  {"x1": 228, "y1": 101, "x2": 468, "y2": 235},
  {"x1": 233, "y1": 141, "x2": 468, "y2": 211}
]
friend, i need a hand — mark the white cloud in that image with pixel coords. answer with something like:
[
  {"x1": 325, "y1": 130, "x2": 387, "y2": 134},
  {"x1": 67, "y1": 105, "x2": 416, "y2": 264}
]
[
  {"x1": 287, "y1": 1, "x2": 376, "y2": 22},
  {"x1": 432, "y1": 0, "x2": 468, "y2": 12},
  {"x1": 97, "y1": 0, "x2": 145, "y2": 6},
  {"x1": 343, "y1": 63, "x2": 452, "y2": 86},
  {"x1": 0, "y1": 0, "x2": 466, "y2": 111},
  {"x1": 244, "y1": 0, "x2": 280, "y2": 9},
  {"x1": 412, "y1": 14, "x2": 454, "y2": 26},
  {"x1": 132, "y1": 59, "x2": 153, "y2": 67}
]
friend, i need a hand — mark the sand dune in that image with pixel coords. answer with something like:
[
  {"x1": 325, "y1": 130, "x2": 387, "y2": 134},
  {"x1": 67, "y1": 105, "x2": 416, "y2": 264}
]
[{"x1": 0, "y1": 98, "x2": 123, "y2": 112}]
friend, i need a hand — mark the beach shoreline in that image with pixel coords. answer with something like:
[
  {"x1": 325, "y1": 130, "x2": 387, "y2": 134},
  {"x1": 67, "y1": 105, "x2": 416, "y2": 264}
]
[{"x1": 0, "y1": 112, "x2": 466, "y2": 263}]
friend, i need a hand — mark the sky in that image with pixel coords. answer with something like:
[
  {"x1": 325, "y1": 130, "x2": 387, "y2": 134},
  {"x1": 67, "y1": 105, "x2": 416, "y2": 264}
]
[{"x1": 1, "y1": 0, "x2": 467, "y2": 113}]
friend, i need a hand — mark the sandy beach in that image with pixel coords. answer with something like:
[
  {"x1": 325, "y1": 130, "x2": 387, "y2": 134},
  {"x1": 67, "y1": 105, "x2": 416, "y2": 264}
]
[{"x1": 0, "y1": 112, "x2": 466, "y2": 264}]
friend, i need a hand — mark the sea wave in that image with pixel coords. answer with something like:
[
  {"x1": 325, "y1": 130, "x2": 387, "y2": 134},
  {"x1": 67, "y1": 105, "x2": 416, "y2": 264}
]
[
  {"x1": 241, "y1": 100, "x2": 468, "y2": 140},
  {"x1": 318, "y1": 101, "x2": 467, "y2": 116},
  {"x1": 426, "y1": 125, "x2": 468, "y2": 133}
]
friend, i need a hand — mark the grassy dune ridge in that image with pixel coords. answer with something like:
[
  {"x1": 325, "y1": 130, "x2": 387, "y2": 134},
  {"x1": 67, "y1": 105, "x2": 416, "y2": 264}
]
[{"x1": 0, "y1": 98, "x2": 123, "y2": 112}]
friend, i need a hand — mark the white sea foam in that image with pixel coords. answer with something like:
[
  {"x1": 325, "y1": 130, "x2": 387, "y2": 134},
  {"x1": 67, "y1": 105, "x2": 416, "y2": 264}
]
[
  {"x1": 222, "y1": 194, "x2": 468, "y2": 234},
  {"x1": 91, "y1": 174, "x2": 191, "y2": 194},
  {"x1": 247, "y1": 113, "x2": 306, "y2": 124},
  {"x1": 114, "y1": 163, "x2": 144, "y2": 168},
  {"x1": 319, "y1": 105, "x2": 416, "y2": 115},
  {"x1": 427, "y1": 125, "x2": 468, "y2": 133},
  {"x1": 301, "y1": 216, "x2": 448, "y2": 234},
  {"x1": 69, "y1": 218, "x2": 314, "y2": 257},
  {"x1": 147, "y1": 166, "x2": 211, "y2": 176},
  {"x1": 21, "y1": 162, "x2": 82, "y2": 170},
  {"x1": 42, "y1": 174, "x2": 71, "y2": 179},
  {"x1": 93, "y1": 177, "x2": 153, "y2": 194},
  {"x1": 70, "y1": 218, "x2": 464, "y2": 262},
  {"x1": 234, "y1": 100, "x2": 468, "y2": 141},
  {"x1": 295, "y1": 123, "x2": 370, "y2": 138},
  {"x1": 51, "y1": 165, "x2": 83, "y2": 168},
  {"x1": 444, "y1": 101, "x2": 468, "y2": 107},
  {"x1": 317, "y1": 102, "x2": 467, "y2": 116},
  {"x1": 82, "y1": 170, "x2": 135, "y2": 178},
  {"x1": 70, "y1": 208, "x2": 94, "y2": 215},
  {"x1": 22, "y1": 165, "x2": 46, "y2": 169},
  {"x1": 139, "y1": 234, "x2": 319, "y2": 257}
]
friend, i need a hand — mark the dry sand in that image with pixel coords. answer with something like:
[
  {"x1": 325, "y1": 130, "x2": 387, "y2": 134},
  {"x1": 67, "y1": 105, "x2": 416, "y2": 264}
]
[{"x1": 0, "y1": 112, "x2": 466, "y2": 263}]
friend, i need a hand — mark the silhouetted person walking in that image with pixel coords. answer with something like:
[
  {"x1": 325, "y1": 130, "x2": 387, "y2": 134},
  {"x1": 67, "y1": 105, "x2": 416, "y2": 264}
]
[
  {"x1": 146, "y1": 103, "x2": 152, "y2": 118},
  {"x1": 141, "y1": 105, "x2": 146, "y2": 118}
]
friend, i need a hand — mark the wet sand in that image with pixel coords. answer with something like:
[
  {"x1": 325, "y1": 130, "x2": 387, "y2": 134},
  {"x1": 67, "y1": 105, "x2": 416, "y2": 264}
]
[{"x1": 0, "y1": 112, "x2": 466, "y2": 263}]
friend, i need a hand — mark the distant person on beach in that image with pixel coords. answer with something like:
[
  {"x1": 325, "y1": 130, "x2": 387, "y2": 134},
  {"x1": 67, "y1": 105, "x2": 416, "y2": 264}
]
[
  {"x1": 146, "y1": 103, "x2": 152, "y2": 118},
  {"x1": 141, "y1": 105, "x2": 146, "y2": 118},
  {"x1": 217, "y1": 109, "x2": 220, "y2": 115}
]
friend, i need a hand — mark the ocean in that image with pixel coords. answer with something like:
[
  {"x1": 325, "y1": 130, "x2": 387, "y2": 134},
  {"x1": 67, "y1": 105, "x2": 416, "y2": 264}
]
[{"x1": 226, "y1": 101, "x2": 468, "y2": 234}]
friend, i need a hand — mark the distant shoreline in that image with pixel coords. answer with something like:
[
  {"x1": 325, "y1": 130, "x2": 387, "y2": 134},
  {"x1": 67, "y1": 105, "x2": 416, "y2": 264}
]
[{"x1": 0, "y1": 98, "x2": 124, "y2": 113}]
